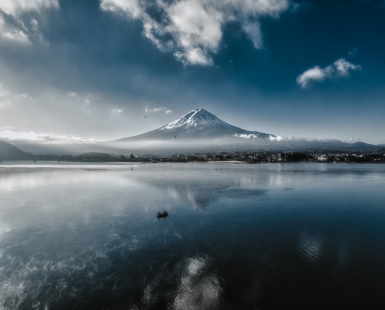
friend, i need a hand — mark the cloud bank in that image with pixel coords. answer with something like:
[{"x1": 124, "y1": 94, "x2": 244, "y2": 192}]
[
  {"x1": 0, "y1": 128, "x2": 102, "y2": 144},
  {"x1": 235, "y1": 133, "x2": 361, "y2": 144},
  {"x1": 297, "y1": 58, "x2": 361, "y2": 88},
  {"x1": 100, "y1": 0, "x2": 289, "y2": 65}
]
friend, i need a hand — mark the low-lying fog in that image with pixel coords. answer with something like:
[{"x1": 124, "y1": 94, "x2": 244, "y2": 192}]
[{"x1": 11, "y1": 137, "x2": 379, "y2": 156}]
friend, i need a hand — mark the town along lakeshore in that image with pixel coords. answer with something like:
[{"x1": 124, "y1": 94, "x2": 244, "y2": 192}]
[{"x1": 12, "y1": 149, "x2": 385, "y2": 164}]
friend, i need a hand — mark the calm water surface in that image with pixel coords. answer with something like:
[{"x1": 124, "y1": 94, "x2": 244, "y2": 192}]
[{"x1": 0, "y1": 162, "x2": 385, "y2": 309}]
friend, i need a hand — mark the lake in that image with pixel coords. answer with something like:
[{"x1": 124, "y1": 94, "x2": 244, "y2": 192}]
[{"x1": 0, "y1": 162, "x2": 384, "y2": 309}]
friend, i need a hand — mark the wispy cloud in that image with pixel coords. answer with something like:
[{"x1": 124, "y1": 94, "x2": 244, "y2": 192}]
[
  {"x1": 15, "y1": 93, "x2": 33, "y2": 101},
  {"x1": 145, "y1": 107, "x2": 172, "y2": 114},
  {"x1": 100, "y1": 0, "x2": 289, "y2": 66},
  {"x1": 0, "y1": 128, "x2": 102, "y2": 144},
  {"x1": 268, "y1": 136, "x2": 335, "y2": 142},
  {"x1": 348, "y1": 48, "x2": 357, "y2": 57},
  {"x1": 112, "y1": 108, "x2": 123, "y2": 114},
  {"x1": 297, "y1": 58, "x2": 361, "y2": 88}
]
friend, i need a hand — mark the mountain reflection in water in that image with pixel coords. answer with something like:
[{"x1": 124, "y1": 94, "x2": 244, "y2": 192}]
[{"x1": 0, "y1": 162, "x2": 385, "y2": 309}]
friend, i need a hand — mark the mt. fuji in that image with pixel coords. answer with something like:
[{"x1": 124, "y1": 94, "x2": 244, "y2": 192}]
[{"x1": 115, "y1": 109, "x2": 274, "y2": 141}]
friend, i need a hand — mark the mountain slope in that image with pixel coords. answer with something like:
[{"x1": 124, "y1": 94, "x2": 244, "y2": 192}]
[
  {"x1": 0, "y1": 140, "x2": 30, "y2": 160},
  {"x1": 115, "y1": 109, "x2": 274, "y2": 141}
]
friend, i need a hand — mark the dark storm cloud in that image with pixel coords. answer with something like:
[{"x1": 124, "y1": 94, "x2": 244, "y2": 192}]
[{"x1": 0, "y1": 0, "x2": 384, "y2": 144}]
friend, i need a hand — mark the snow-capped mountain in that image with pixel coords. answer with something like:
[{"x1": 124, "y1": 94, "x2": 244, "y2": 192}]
[{"x1": 115, "y1": 108, "x2": 274, "y2": 141}]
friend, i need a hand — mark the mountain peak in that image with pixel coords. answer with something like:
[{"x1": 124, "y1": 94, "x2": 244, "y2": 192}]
[
  {"x1": 192, "y1": 108, "x2": 207, "y2": 113},
  {"x1": 114, "y1": 108, "x2": 273, "y2": 141}
]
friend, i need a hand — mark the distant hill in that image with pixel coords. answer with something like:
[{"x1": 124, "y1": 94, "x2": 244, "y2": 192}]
[{"x1": 0, "y1": 140, "x2": 31, "y2": 160}]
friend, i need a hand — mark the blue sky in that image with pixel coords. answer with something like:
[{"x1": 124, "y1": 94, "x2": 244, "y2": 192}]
[{"x1": 0, "y1": 0, "x2": 384, "y2": 144}]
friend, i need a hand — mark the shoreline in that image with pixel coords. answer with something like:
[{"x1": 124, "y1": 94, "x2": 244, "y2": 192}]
[{"x1": 1, "y1": 160, "x2": 384, "y2": 165}]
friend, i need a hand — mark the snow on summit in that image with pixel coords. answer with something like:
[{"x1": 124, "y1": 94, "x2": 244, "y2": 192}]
[{"x1": 162, "y1": 109, "x2": 233, "y2": 131}]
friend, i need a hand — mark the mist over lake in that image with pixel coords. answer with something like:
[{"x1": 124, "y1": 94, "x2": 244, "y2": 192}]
[{"x1": 0, "y1": 162, "x2": 384, "y2": 309}]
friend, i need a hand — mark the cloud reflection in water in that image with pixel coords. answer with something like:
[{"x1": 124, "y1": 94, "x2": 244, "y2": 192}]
[{"x1": 0, "y1": 163, "x2": 384, "y2": 309}]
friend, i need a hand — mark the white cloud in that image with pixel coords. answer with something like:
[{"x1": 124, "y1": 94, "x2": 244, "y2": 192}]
[
  {"x1": 0, "y1": 0, "x2": 59, "y2": 17},
  {"x1": 234, "y1": 133, "x2": 259, "y2": 139},
  {"x1": 0, "y1": 0, "x2": 58, "y2": 43},
  {"x1": 267, "y1": 135, "x2": 346, "y2": 143},
  {"x1": 297, "y1": 66, "x2": 328, "y2": 88},
  {"x1": 68, "y1": 92, "x2": 77, "y2": 97},
  {"x1": 100, "y1": 0, "x2": 289, "y2": 65},
  {"x1": 297, "y1": 58, "x2": 361, "y2": 88},
  {"x1": 112, "y1": 108, "x2": 123, "y2": 114},
  {"x1": 233, "y1": 134, "x2": 337, "y2": 141},
  {"x1": 145, "y1": 107, "x2": 172, "y2": 114},
  {"x1": 234, "y1": 133, "x2": 352, "y2": 143},
  {"x1": 0, "y1": 14, "x2": 29, "y2": 43},
  {"x1": 145, "y1": 107, "x2": 162, "y2": 113},
  {"x1": 166, "y1": 0, "x2": 223, "y2": 65},
  {"x1": 100, "y1": 0, "x2": 141, "y2": 19},
  {"x1": 333, "y1": 58, "x2": 361, "y2": 76},
  {"x1": 0, "y1": 128, "x2": 103, "y2": 144}
]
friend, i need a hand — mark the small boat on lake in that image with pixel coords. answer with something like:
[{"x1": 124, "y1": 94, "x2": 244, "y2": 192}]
[{"x1": 157, "y1": 211, "x2": 168, "y2": 219}]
